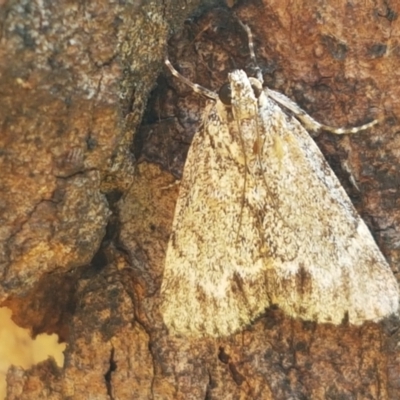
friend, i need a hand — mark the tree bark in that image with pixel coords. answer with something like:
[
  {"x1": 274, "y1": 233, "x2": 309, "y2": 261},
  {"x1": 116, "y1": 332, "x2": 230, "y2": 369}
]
[{"x1": 1, "y1": 0, "x2": 400, "y2": 399}]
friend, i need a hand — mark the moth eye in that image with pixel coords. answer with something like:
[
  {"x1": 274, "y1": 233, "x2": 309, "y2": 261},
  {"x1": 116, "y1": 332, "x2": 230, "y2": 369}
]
[
  {"x1": 249, "y1": 77, "x2": 263, "y2": 99},
  {"x1": 218, "y1": 83, "x2": 232, "y2": 105}
]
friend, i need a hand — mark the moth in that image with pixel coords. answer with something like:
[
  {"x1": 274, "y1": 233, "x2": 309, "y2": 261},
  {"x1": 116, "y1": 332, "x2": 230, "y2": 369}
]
[{"x1": 160, "y1": 21, "x2": 399, "y2": 337}]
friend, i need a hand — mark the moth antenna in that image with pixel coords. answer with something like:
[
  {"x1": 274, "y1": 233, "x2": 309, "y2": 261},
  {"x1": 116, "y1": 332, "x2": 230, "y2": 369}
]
[
  {"x1": 236, "y1": 18, "x2": 264, "y2": 84},
  {"x1": 164, "y1": 57, "x2": 218, "y2": 101},
  {"x1": 235, "y1": 19, "x2": 378, "y2": 134},
  {"x1": 268, "y1": 88, "x2": 378, "y2": 135}
]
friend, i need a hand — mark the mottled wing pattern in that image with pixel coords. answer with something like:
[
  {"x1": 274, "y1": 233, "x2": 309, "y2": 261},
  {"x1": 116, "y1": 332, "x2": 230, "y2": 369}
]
[
  {"x1": 161, "y1": 98, "x2": 270, "y2": 337},
  {"x1": 253, "y1": 87, "x2": 398, "y2": 326},
  {"x1": 160, "y1": 70, "x2": 399, "y2": 337}
]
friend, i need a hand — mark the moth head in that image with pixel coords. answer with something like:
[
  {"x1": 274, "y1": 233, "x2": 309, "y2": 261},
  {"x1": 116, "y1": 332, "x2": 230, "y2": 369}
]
[{"x1": 218, "y1": 72, "x2": 263, "y2": 106}]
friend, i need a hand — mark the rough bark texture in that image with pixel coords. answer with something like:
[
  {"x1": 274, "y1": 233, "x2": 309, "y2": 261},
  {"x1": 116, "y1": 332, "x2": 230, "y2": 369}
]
[{"x1": 1, "y1": 0, "x2": 400, "y2": 399}]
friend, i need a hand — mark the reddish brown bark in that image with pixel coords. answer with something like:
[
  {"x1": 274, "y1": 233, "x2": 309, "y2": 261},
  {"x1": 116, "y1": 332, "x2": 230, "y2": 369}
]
[{"x1": 2, "y1": 0, "x2": 400, "y2": 399}]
